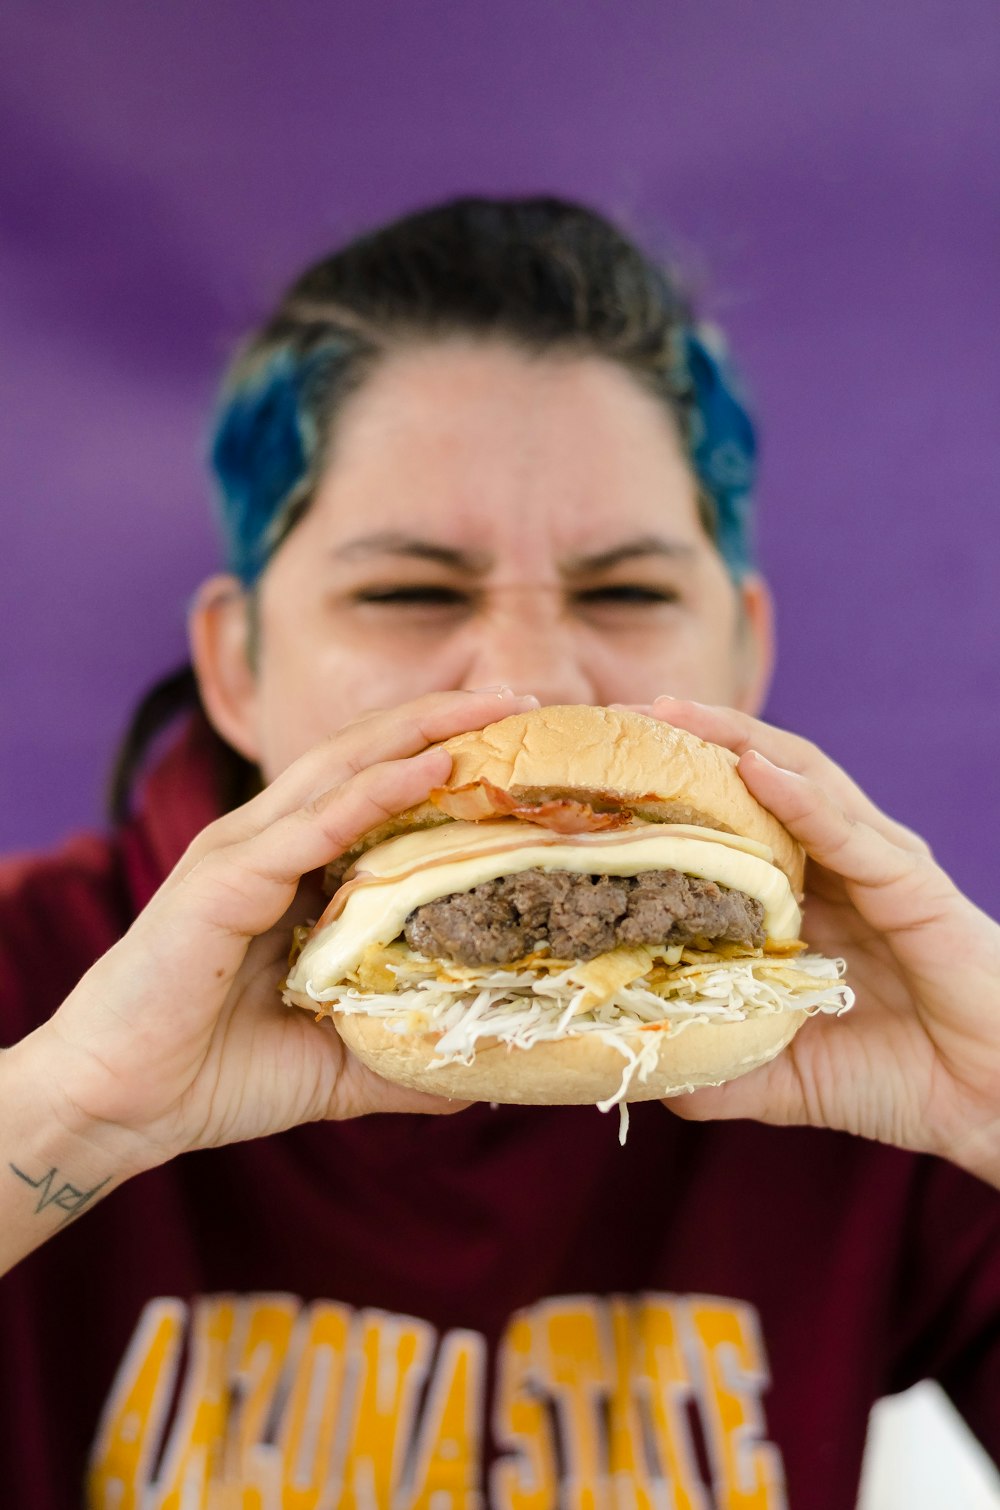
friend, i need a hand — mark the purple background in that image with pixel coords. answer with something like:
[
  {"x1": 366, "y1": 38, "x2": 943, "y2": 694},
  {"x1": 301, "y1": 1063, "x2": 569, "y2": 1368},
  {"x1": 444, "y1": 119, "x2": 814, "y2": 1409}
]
[{"x1": 2, "y1": 0, "x2": 998, "y2": 913}]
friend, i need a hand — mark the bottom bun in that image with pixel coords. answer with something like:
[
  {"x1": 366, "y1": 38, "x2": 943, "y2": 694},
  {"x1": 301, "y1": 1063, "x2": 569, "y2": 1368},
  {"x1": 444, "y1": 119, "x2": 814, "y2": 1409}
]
[{"x1": 331, "y1": 1009, "x2": 807, "y2": 1105}]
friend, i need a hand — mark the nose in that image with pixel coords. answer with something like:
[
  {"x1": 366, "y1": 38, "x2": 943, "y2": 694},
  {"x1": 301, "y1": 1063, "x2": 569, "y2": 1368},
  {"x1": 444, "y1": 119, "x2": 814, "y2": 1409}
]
[{"x1": 456, "y1": 588, "x2": 596, "y2": 707}]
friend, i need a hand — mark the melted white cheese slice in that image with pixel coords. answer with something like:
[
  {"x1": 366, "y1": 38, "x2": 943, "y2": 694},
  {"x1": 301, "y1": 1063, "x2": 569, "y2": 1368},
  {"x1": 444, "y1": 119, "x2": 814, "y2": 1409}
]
[{"x1": 287, "y1": 820, "x2": 802, "y2": 991}]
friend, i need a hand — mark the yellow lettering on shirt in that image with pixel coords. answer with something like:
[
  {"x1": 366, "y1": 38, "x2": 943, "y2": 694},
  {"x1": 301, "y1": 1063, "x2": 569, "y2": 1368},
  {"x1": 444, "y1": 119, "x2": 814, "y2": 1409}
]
[
  {"x1": 408, "y1": 1329, "x2": 486, "y2": 1508},
  {"x1": 90, "y1": 1290, "x2": 787, "y2": 1507},
  {"x1": 490, "y1": 1310, "x2": 559, "y2": 1510},
  {"x1": 539, "y1": 1296, "x2": 612, "y2": 1510},
  {"x1": 87, "y1": 1298, "x2": 186, "y2": 1510},
  {"x1": 152, "y1": 1295, "x2": 237, "y2": 1510},
  {"x1": 605, "y1": 1296, "x2": 661, "y2": 1509},
  {"x1": 685, "y1": 1299, "x2": 786, "y2": 1510},
  {"x1": 632, "y1": 1295, "x2": 709, "y2": 1510},
  {"x1": 273, "y1": 1300, "x2": 352, "y2": 1510},
  {"x1": 206, "y1": 1293, "x2": 299, "y2": 1509},
  {"x1": 337, "y1": 1309, "x2": 434, "y2": 1510}
]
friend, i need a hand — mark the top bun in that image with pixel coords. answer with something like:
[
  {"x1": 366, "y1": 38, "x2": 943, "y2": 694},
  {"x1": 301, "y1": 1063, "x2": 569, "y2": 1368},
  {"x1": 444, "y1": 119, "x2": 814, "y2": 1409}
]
[{"x1": 335, "y1": 705, "x2": 804, "y2": 894}]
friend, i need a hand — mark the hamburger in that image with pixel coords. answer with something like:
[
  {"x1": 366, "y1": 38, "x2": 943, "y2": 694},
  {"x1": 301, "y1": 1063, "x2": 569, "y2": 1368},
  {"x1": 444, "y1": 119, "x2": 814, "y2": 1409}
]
[{"x1": 283, "y1": 706, "x2": 852, "y2": 1130}]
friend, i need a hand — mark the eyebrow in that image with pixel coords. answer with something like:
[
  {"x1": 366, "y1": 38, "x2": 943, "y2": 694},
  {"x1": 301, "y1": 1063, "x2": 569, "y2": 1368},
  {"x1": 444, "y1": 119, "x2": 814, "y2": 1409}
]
[
  {"x1": 333, "y1": 531, "x2": 696, "y2": 574},
  {"x1": 562, "y1": 535, "x2": 697, "y2": 573},
  {"x1": 334, "y1": 532, "x2": 492, "y2": 572}
]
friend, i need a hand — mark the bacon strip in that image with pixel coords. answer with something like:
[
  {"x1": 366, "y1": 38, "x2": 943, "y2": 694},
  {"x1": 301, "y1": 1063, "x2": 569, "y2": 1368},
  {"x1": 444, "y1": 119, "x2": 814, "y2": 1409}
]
[{"x1": 429, "y1": 780, "x2": 631, "y2": 833}]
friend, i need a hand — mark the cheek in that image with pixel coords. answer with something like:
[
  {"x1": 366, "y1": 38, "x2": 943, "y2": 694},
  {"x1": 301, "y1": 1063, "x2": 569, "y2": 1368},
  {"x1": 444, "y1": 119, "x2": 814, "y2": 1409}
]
[
  {"x1": 668, "y1": 619, "x2": 747, "y2": 704},
  {"x1": 581, "y1": 610, "x2": 743, "y2": 706},
  {"x1": 252, "y1": 626, "x2": 461, "y2": 777}
]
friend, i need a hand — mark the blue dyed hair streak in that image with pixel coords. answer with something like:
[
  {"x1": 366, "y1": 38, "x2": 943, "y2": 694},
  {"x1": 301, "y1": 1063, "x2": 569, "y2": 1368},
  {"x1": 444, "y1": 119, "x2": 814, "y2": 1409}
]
[
  {"x1": 679, "y1": 323, "x2": 758, "y2": 580},
  {"x1": 210, "y1": 334, "x2": 367, "y2": 586}
]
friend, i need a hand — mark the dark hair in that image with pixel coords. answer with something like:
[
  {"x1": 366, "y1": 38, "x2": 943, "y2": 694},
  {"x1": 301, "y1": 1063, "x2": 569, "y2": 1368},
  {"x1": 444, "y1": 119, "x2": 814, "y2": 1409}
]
[{"x1": 112, "y1": 195, "x2": 756, "y2": 821}]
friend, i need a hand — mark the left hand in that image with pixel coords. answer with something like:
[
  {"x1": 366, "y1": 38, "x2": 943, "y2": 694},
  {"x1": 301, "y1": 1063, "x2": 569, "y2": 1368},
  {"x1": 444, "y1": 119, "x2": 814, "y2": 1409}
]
[{"x1": 615, "y1": 697, "x2": 1000, "y2": 1187}]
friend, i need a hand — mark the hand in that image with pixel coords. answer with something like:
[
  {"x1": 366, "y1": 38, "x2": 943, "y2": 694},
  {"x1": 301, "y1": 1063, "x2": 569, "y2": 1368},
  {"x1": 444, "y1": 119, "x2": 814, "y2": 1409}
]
[
  {"x1": 25, "y1": 688, "x2": 540, "y2": 1176},
  {"x1": 618, "y1": 697, "x2": 1000, "y2": 1187}
]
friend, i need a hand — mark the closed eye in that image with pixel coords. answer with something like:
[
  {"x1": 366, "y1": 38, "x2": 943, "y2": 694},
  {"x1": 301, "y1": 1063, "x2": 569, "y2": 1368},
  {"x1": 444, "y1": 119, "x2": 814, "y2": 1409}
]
[
  {"x1": 573, "y1": 585, "x2": 679, "y2": 604},
  {"x1": 353, "y1": 586, "x2": 471, "y2": 605},
  {"x1": 349, "y1": 584, "x2": 679, "y2": 612}
]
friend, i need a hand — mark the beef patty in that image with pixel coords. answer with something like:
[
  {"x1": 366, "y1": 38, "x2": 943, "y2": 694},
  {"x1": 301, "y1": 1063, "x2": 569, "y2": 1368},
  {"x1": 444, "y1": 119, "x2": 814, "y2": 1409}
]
[{"x1": 403, "y1": 868, "x2": 766, "y2": 965}]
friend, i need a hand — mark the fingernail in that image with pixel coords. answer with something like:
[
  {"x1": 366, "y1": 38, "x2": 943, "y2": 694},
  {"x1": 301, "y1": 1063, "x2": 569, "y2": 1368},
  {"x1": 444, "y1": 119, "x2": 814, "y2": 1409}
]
[{"x1": 468, "y1": 686, "x2": 540, "y2": 706}]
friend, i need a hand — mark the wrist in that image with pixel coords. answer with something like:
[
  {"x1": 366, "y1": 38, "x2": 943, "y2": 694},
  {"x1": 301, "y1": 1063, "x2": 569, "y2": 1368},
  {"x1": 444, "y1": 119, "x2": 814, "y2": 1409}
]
[
  {"x1": 25, "y1": 993, "x2": 192, "y2": 1175},
  {"x1": 0, "y1": 1033, "x2": 137, "y2": 1275},
  {"x1": 1, "y1": 1023, "x2": 153, "y2": 1206}
]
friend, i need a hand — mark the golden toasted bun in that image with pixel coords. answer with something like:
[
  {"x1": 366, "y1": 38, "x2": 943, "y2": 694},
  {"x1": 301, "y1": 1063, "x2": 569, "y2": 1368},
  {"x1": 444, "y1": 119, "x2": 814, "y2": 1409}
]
[
  {"x1": 331, "y1": 1006, "x2": 806, "y2": 1104},
  {"x1": 333, "y1": 704, "x2": 804, "y2": 894}
]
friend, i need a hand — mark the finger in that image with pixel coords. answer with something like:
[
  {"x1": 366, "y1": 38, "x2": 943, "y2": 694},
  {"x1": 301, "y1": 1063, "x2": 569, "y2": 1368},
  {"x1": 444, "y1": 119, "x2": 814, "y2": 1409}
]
[
  {"x1": 150, "y1": 745, "x2": 454, "y2": 948},
  {"x1": 282, "y1": 686, "x2": 540, "y2": 810},
  {"x1": 613, "y1": 699, "x2": 827, "y2": 781},
  {"x1": 663, "y1": 999, "x2": 933, "y2": 1151},
  {"x1": 331, "y1": 1051, "x2": 472, "y2": 1121},
  {"x1": 663, "y1": 1048, "x2": 810, "y2": 1128},
  {"x1": 738, "y1": 751, "x2": 955, "y2": 932},
  {"x1": 661, "y1": 1034, "x2": 839, "y2": 1135},
  {"x1": 634, "y1": 698, "x2": 930, "y2": 857},
  {"x1": 176, "y1": 687, "x2": 540, "y2": 875}
]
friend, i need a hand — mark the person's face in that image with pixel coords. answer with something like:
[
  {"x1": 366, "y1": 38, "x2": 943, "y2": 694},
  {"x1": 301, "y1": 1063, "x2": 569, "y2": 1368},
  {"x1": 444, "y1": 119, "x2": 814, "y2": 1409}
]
[{"x1": 194, "y1": 342, "x2": 773, "y2": 782}]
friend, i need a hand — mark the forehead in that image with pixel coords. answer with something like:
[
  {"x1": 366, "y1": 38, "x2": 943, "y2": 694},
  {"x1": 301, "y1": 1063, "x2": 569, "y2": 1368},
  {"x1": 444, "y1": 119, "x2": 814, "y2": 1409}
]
[{"x1": 302, "y1": 340, "x2": 706, "y2": 560}]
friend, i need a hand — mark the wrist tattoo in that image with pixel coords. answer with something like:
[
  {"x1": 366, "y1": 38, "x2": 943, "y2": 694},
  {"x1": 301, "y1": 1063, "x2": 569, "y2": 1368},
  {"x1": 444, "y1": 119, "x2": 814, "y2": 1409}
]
[{"x1": 9, "y1": 1163, "x2": 111, "y2": 1227}]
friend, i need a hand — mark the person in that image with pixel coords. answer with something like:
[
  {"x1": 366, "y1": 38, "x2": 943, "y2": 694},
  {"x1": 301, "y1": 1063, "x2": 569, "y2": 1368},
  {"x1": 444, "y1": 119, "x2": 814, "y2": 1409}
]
[{"x1": 0, "y1": 196, "x2": 997, "y2": 1510}]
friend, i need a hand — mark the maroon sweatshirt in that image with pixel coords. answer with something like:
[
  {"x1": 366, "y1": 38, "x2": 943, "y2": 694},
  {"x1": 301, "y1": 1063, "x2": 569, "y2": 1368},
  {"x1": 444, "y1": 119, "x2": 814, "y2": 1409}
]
[{"x1": 1, "y1": 722, "x2": 998, "y2": 1510}]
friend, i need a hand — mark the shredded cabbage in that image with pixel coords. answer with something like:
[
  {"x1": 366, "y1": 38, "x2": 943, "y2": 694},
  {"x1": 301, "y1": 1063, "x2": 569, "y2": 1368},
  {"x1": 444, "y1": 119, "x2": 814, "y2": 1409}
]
[{"x1": 301, "y1": 949, "x2": 854, "y2": 1142}]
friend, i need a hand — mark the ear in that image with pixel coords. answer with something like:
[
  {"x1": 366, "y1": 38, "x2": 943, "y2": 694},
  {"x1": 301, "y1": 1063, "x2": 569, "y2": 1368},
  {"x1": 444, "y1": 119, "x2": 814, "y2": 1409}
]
[
  {"x1": 188, "y1": 574, "x2": 262, "y2": 762},
  {"x1": 731, "y1": 572, "x2": 776, "y2": 716}
]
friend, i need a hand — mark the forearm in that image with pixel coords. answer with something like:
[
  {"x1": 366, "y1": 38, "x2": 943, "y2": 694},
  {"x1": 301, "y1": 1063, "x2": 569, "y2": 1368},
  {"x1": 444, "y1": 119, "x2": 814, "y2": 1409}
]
[{"x1": 0, "y1": 1029, "x2": 139, "y2": 1278}]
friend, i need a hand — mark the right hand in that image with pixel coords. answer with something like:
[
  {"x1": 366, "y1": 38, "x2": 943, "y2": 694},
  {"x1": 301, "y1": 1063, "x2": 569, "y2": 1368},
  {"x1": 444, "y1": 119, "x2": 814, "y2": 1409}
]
[{"x1": 19, "y1": 688, "x2": 540, "y2": 1177}]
